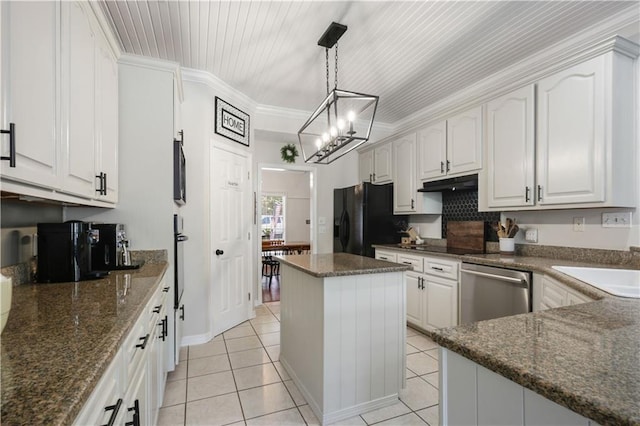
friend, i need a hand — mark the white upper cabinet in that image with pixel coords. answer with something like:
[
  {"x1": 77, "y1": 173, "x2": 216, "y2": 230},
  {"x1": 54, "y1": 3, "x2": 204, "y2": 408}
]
[
  {"x1": 446, "y1": 106, "x2": 483, "y2": 177},
  {"x1": 0, "y1": 1, "x2": 119, "y2": 206},
  {"x1": 485, "y1": 85, "x2": 535, "y2": 208},
  {"x1": 0, "y1": 2, "x2": 61, "y2": 189},
  {"x1": 417, "y1": 106, "x2": 483, "y2": 182},
  {"x1": 417, "y1": 120, "x2": 447, "y2": 181},
  {"x1": 62, "y1": 1, "x2": 97, "y2": 198},
  {"x1": 359, "y1": 143, "x2": 392, "y2": 184}
]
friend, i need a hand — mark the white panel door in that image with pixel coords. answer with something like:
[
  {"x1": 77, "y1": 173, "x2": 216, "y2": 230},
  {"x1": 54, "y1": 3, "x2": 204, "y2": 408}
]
[
  {"x1": 447, "y1": 106, "x2": 483, "y2": 176},
  {"x1": 211, "y1": 144, "x2": 252, "y2": 336},
  {"x1": 1, "y1": 2, "x2": 60, "y2": 188},
  {"x1": 62, "y1": 1, "x2": 96, "y2": 198},
  {"x1": 486, "y1": 85, "x2": 535, "y2": 208},
  {"x1": 393, "y1": 134, "x2": 417, "y2": 213},
  {"x1": 537, "y1": 56, "x2": 605, "y2": 205},
  {"x1": 417, "y1": 120, "x2": 447, "y2": 181}
]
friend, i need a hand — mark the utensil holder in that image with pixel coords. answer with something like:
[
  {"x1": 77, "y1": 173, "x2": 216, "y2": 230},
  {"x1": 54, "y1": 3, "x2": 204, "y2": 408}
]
[{"x1": 499, "y1": 238, "x2": 515, "y2": 255}]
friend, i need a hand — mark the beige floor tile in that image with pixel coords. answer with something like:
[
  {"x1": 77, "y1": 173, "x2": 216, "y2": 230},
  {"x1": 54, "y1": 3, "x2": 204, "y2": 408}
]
[
  {"x1": 226, "y1": 335, "x2": 263, "y2": 353},
  {"x1": 167, "y1": 360, "x2": 187, "y2": 382},
  {"x1": 189, "y1": 340, "x2": 227, "y2": 359},
  {"x1": 234, "y1": 363, "x2": 281, "y2": 390},
  {"x1": 188, "y1": 354, "x2": 231, "y2": 377},
  {"x1": 259, "y1": 331, "x2": 280, "y2": 347},
  {"x1": 406, "y1": 327, "x2": 419, "y2": 337},
  {"x1": 274, "y1": 313, "x2": 281, "y2": 320},
  {"x1": 211, "y1": 334, "x2": 224, "y2": 342},
  {"x1": 416, "y1": 405, "x2": 439, "y2": 426},
  {"x1": 238, "y1": 382, "x2": 295, "y2": 419},
  {"x1": 406, "y1": 368, "x2": 417, "y2": 379},
  {"x1": 267, "y1": 305, "x2": 281, "y2": 315},
  {"x1": 224, "y1": 325, "x2": 257, "y2": 340},
  {"x1": 406, "y1": 352, "x2": 439, "y2": 376},
  {"x1": 273, "y1": 361, "x2": 290, "y2": 380},
  {"x1": 266, "y1": 301, "x2": 280, "y2": 307},
  {"x1": 299, "y1": 405, "x2": 320, "y2": 425},
  {"x1": 186, "y1": 392, "x2": 243, "y2": 426},
  {"x1": 250, "y1": 314, "x2": 279, "y2": 325},
  {"x1": 283, "y1": 380, "x2": 308, "y2": 406},
  {"x1": 423, "y1": 371, "x2": 439, "y2": 389},
  {"x1": 265, "y1": 344, "x2": 280, "y2": 362},
  {"x1": 377, "y1": 412, "x2": 428, "y2": 425},
  {"x1": 425, "y1": 348, "x2": 439, "y2": 361},
  {"x1": 328, "y1": 415, "x2": 367, "y2": 425},
  {"x1": 406, "y1": 343, "x2": 420, "y2": 355},
  {"x1": 245, "y1": 407, "x2": 306, "y2": 425},
  {"x1": 229, "y1": 347, "x2": 271, "y2": 369},
  {"x1": 157, "y1": 403, "x2": 185, "y2": 426},
  {"x1": 253, "y1": 321, "x2": 280, "y2": 335},
  {"x1": 399, "y1": 377, "x2": 439, "y2": 411},
  {"x1": 187, "y1": 370, "x2": 236, "y2": 402},
  {"x1": 406, "y1": 335, "x2": 439, "y2": 351},
  {"x1": 360, "y1": 401, "x2": 411, "y2": 424},
  {"x1": 179, "y1": 346, "x2": 188, "y2": 360},
  {"x1": 162, "y1": 379, "x2": 187, "y2": 406},
  {"x1": 254, "y1": 306, "x2": 272, "y2": 316}
]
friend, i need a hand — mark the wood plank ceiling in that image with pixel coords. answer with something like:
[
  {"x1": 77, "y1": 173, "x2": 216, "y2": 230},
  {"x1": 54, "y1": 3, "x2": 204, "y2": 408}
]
[{"x1": 99, "y1": 1, "x2": 638, "y2": 125}]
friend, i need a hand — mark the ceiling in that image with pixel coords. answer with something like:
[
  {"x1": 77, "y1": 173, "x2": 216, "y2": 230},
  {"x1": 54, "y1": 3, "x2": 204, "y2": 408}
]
[{"x1": 99, "y1": 1, "x2": 639, "y2": 125}]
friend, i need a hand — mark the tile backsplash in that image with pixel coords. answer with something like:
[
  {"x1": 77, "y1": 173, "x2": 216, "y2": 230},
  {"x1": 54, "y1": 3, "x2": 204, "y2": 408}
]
[{"x1": 442, "y1": 190, "x2": 500, "y2": 241}]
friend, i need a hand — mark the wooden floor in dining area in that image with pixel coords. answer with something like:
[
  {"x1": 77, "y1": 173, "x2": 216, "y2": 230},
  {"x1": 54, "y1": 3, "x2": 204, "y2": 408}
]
[{"x1": 262, "y1": 275, "x2": 280, "y2": 302}]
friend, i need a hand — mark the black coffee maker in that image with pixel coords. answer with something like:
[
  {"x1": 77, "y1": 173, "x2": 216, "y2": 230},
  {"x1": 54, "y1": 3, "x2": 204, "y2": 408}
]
[
  {"x1": 37, "y1": 221, "x2": 108, "y2": 283},
  {"x1": 91, "y1": 223, "x2": 138, "y2": 270}
]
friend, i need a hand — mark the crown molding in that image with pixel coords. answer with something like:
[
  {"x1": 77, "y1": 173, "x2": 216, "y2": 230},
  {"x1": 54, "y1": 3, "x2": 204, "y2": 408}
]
[
  {"x1": 181, "y1": 67, "x2": 256, "y2": 112},
  {"x1": 87, "y1": 1, "x2": 122, "y2": 59}
]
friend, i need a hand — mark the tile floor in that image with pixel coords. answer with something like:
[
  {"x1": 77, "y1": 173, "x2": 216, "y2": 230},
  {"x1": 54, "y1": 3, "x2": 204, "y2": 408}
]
[{"x1": 158, "y1": 302, "x2": 440, "y2": 426}]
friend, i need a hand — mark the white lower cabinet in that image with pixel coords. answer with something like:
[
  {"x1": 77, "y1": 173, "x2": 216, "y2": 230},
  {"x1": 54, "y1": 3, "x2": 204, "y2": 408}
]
[
  {"x1": 441, "y1": 349, "x2": 596, "y2": 426},
  {"x1": 377, "y1": 249, "x2": 459, "y2": 331},
  {"x1": 532, "y1": 274, "x2": 594, "y2": 312},
  {"x1": 73, "y1": 279, "x2": 169, "y2": 425}
]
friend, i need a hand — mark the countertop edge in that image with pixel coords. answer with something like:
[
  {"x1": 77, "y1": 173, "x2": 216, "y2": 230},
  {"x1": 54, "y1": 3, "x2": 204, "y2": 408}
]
[{"x1": 277, "y1": 254, "x2": 411, "y2": 278}]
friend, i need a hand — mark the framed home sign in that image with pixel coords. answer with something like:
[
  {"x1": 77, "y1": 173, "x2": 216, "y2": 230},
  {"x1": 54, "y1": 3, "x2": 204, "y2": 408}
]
[{"x1": 215, "y1": 97, "x2": 250, "y2": 147}]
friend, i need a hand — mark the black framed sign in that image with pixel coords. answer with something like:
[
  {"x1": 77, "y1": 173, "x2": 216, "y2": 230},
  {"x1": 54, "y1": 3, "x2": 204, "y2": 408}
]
[{"x1": 215, "y1": 97, "x2": 250, "y2": 147}]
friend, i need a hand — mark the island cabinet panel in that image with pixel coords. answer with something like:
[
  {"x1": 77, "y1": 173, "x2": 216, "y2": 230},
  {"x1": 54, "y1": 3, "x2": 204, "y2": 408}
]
[{"x1": 279, "y1": 262, "x2": 405, "y2": 425}]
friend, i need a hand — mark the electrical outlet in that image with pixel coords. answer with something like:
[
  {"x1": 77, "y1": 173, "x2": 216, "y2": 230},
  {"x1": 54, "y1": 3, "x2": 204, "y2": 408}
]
[
  {"x1": 525, "y1": 228, "x2": 538, "y2": 243},
  {"x1": 602, "y1": 212, "x2": 632, "y2": 228},
  {"x1": 573, "y1": 217, "x2": 585, "y2": 232}
]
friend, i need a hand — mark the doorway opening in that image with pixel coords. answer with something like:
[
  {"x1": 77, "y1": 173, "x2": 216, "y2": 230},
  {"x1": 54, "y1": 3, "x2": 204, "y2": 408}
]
[{"x1": 257, "y1": 165, "x2": 316, "y2": 304}]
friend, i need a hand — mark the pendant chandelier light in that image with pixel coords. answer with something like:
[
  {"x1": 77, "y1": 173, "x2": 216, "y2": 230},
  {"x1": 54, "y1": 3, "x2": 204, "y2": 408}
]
[{"x1": 297, "y1": 22, "x2": 379, "y2": 164}]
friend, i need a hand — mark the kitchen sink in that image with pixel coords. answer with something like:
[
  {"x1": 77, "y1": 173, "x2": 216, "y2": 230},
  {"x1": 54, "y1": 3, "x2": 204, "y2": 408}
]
[{"x1": 552, "y1": 266, "x2": 640, "y2": 298}]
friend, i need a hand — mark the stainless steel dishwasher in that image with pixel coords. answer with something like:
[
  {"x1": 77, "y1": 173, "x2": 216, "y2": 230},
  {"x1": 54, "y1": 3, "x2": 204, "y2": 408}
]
[{"x1": 460, "y1": 262, "x2": 532, "y2": 324}]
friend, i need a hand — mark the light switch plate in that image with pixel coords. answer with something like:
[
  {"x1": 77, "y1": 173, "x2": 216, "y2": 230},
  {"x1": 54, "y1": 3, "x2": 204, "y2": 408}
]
[{"x1": 602, "y1": 212, "x2": 632, "y2": 228}]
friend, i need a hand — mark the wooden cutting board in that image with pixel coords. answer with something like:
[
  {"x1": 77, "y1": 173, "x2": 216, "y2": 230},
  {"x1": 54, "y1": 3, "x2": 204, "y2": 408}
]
[{"x1": 446, "y1": 221, "x2": 486, "y2": 253}]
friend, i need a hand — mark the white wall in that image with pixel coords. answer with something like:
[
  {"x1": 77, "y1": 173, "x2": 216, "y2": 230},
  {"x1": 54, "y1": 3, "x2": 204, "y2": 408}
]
[{"x1": 261, "y1": 170, "x2": 311, "y2": 242}]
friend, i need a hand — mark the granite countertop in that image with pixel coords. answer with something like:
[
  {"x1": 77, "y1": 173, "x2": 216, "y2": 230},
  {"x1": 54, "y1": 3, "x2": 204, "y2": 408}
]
[
  {"x1": 373, "y1": 244, "x2": 640, "y2": 424},
  {"x1": 276, "y1": 252, "x2": 412, "y2": 278},
  {"x1": 0, "y1": 262, "x2": 168, "y2": 425}
]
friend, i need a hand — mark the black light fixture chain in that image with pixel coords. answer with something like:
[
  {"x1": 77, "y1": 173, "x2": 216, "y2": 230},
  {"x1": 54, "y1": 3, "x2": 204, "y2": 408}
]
[
  {"x1": 325, "y1": 47, "x2": 330, "y2": 96},
  {"x1": 334, "y1": 43, "x2": 339, "y2": 90}
]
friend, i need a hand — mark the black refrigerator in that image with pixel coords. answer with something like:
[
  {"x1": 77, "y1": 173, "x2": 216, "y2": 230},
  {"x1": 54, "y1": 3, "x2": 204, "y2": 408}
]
[{"x1": 334, "y1": 183, "x2": 408, "y2": 258}]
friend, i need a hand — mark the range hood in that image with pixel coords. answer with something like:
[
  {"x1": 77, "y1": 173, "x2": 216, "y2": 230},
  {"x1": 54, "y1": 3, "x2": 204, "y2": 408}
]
[{"x1": 418, "y1": 174, "x2": 478, "y2": 192}]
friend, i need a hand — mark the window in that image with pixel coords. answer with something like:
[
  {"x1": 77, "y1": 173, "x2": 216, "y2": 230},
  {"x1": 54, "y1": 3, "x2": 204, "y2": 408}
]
[{"x1": 261, "y1": 195, "x2": 285, "y2": 240}]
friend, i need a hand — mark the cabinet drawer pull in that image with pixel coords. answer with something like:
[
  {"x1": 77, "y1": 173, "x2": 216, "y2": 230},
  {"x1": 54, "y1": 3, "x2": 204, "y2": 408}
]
[
  {"x1": 430, "y1": 266, "x2": 444, "y2": 271},
  {"x1": 402, "y1": 261, "x2": 412, "y2": 265},
  {"x1": 0, "y1": 123, "x2": 16, "y2": 167},
  {"x1": 125, "y1": 399, "x2": 140, "y2": 426},
  {"x1": 135, "y1": 334, "x2": 150, "y2": 350},
  {"x1": 103, "y1": 398, "x2": 123, "y2": 426},
  {"x1": 163, "y1": 287, "x2": 170, "y2": 293},
  {"x1": 152, "y1": 305, "x2": 161, "y2": 313},
  {"x1": 379, "y1": 256, "x2": 388, "y2": 260}
]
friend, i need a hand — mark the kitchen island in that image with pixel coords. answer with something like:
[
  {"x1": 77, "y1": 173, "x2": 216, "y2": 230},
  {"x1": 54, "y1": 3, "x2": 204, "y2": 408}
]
[{"x1": 277, "y1": 253, "x2": 412, "y2": 425}]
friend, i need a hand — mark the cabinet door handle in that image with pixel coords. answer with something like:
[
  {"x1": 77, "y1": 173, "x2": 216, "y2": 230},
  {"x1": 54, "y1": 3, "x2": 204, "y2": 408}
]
[
  {"x1": 537, "y1": 185, "x2": 542, "y2": 201},
  {"x1": 411, "y1": 199, "x2": 414, "y2": 209},
  {"x1": 525, "y1": 186, "x2": 530, "y2": 202},
  {"x1": 135, "y1": 334, "x2": 150, "y2": 350},
  {"x1": 125, "y1": 399, "x2": 140, "y2": 426},
  {"x1": 102, "y1": 173, "x2": 108, "y2": 195},
  {"x1": 163, "y1": 287, "x2": 170, "y2": 292},
  {"x1": 103, "y1": 398, "x2": 123, "y2": 426},
  {"x1": 0, "y1": 123, "x2": 16, "y2": 167},
  {"x1": 440, "y1": 161, "x2": 444, "y2": 173},
  {"x1": 372, "y1": 173, "x2": 376, "y2": 182},
  {"x1": 369, "y1": 173, "x2": 372, "y2": 182},
  {"x1": 446, "y1": 160, "x2": 450, "y2": 172},
  {"x1": 159, "y1": 316, "x2": 167, "y2": 341},
  {"x1": 180, "y1": 304, "x2": 185, "y2": 320},
  {"x1": 152, "y1": 306, "x2": 161, "y2": 313}
]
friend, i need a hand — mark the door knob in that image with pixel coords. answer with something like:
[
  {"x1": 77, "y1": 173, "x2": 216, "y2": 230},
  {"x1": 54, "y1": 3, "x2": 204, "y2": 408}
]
[{"x1": 215, "y1": 249, "x2": 224, "y2": 255}]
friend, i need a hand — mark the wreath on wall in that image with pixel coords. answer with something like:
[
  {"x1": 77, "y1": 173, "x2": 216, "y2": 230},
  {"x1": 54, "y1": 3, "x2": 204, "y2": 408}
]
[{"x1": 280, "y1": 143, "x2": 299, "y2": 163}]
